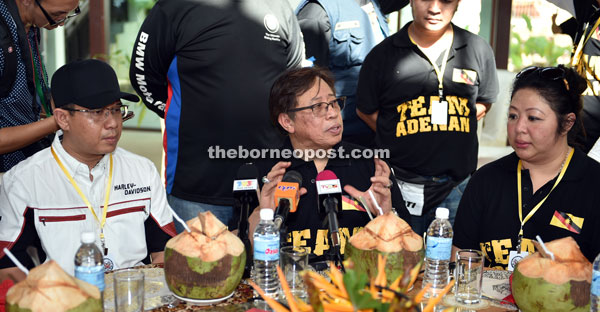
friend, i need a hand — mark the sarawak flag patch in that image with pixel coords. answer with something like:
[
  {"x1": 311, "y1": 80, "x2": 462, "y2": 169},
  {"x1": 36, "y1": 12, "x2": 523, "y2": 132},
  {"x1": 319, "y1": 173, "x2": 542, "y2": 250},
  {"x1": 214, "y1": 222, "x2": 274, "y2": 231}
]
[
  {"x1": 550, "y1": 210, "x2": 583, "y2": 234},
  {"x1": 342, "y1": 195, "x2": 366, "y2": 212},
  {"x1": 452, "y1": 68, "x2": 477, "y2": 85}
]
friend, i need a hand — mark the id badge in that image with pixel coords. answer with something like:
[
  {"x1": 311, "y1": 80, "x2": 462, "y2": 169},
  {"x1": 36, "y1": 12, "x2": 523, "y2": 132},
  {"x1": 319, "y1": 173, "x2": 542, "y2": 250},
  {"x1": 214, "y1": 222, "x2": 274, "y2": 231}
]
[
  {"x1": 397, "y1": 180, "x2": 425, "y2": 216},
  {"x1": 431, "y1": 100, "x2": 448, "y2": 125},
  {"x1": 507, "y1": 250, "x2": 529, "y2": 271}
]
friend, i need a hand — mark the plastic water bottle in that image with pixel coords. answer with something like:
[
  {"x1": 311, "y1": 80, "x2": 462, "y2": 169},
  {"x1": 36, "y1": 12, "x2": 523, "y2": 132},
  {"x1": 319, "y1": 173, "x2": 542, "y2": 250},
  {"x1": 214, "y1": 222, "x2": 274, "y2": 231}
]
[
  {"x1": 74, "y1": 232, "x2": 105, "y2": 302},
  {"x1": 592, "y1": 252, "x2": 600, "y2": 311},
  {"x1": 253, "y1": 209, "x2": 280, "y2": 298},
  {"x1": 423, "y1": 207, "x2": 453, "y2": 298}
]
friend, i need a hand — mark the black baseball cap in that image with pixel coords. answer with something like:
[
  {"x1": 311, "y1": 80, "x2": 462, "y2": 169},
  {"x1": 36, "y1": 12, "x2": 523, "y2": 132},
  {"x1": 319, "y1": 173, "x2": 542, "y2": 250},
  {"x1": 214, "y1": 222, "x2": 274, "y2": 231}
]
[{"x1": 51, "y1": 59, "x2": 139, "y2": 109}]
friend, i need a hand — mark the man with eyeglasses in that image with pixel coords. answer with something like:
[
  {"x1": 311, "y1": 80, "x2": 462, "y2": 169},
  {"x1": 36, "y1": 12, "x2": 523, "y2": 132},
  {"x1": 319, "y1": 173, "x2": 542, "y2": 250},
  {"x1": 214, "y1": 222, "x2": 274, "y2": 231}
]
[
  {"x1": 0, "y1": 0, "x2": 79, "y2": 173},
  {"x1": 0, "y1": 59, "x2": 176, "y2": 282},
  {"x1": 248, "y1": 67, "x2": 411, "y2": 265}
]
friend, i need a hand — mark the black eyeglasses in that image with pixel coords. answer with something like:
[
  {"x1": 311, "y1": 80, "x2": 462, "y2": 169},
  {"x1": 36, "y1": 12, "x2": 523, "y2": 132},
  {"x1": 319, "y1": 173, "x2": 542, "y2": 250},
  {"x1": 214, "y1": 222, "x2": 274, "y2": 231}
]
[
  {"x1": 62, "y1": 105, "x2": 129, "y2": 122},
  {"x1": 34, "y1": 0, "x2": 80, "y2": 26},
  {"x1": 287, "y1": 97, "x2": 346, "y2": 118},
  {"x1": 516, "y1": 66, "x2": 567, "y2": 81}
]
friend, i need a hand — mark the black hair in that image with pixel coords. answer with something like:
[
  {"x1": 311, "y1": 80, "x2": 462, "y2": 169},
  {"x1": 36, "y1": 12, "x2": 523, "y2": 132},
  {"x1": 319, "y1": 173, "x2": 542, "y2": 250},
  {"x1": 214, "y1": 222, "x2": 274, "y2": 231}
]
[{"x1": 510, "y1": 65, "x2": 587, "y2": 145}]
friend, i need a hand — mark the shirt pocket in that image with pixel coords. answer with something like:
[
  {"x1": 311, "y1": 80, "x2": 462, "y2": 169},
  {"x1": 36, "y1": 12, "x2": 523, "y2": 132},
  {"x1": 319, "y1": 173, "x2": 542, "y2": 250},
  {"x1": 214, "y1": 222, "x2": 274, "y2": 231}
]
[{"x1": 331, "y1": 26, "x2": 366, "y2": 68}]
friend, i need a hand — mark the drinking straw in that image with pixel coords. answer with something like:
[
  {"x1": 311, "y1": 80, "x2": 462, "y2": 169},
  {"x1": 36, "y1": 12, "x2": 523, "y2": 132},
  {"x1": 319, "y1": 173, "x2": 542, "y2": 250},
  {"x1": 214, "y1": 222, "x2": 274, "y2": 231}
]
[
  {"x1": 169, "y1": 208, "x2": 191, "y2": 233},
  {"x1": 368, "y1": 190, "x2": 384, "y2": 216},
  {"x1": 3, "y1": 248, "x2": 29, "y2": 275},
  {"x1": 535, "y1": 235, "x2": 555, "y2": 261},
  {"x1": 359, "y1": 196, "x2": 374, "y2": 220}
]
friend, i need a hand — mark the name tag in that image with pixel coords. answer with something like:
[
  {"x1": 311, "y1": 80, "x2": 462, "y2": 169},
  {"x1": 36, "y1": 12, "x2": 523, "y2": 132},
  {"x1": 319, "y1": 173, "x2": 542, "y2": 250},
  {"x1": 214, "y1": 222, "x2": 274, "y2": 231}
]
[
  {"x1": 507, "y1": 250, "x2": 529, "y2": 271},
  {"x1": 431, "y1": 100, "x2": 448, "y2": 125},
  {"x1": 335, "y1": 20, "x2": 360, "y2": 31}
]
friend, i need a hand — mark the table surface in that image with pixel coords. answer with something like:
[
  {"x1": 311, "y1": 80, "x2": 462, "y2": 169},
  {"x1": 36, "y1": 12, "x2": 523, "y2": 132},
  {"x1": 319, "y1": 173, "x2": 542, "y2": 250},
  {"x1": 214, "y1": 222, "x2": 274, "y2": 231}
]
[{"x1": 111, "y1": 265, "x2": 518, "y2": 312}]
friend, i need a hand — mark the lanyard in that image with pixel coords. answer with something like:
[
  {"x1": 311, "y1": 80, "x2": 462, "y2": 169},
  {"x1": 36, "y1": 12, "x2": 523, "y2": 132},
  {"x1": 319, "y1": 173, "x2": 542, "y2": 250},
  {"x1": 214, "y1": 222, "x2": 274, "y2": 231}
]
[
  {"x1": 410, "y1": 32, "x2": 453, "y2": 98},
  {"x1": 516, "y1": 148, "x2": 574, "y2": 248},
  {"x1": 51, "y1": 147, "x2": 113, "y2": 254}
]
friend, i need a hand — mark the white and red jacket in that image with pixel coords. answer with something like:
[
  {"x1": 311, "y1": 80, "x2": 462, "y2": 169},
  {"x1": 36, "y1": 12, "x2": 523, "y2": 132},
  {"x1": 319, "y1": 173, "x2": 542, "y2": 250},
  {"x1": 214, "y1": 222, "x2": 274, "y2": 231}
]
[{"x1": 0, "y1": 131, "x2": 176, "y2": 274}]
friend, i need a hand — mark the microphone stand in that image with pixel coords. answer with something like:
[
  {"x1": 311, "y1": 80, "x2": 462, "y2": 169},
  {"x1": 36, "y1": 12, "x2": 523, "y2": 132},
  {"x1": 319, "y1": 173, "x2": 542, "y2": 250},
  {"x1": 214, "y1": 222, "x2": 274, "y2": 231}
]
[
  {"x1": 274, "y1": 199, "x2": 291, "y2": 247},
  {"x1": 324, "y1": 197, "x2": 345, "y2": 272},
  {"x1": 237, "y1": 194, "x2": 253, "y2": 278}
]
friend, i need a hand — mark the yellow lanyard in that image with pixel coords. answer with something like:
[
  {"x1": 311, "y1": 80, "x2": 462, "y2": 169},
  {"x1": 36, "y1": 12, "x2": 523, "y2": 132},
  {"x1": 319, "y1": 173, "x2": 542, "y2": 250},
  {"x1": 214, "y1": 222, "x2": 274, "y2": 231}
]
[
  {"x1": 51, "y1": 146, "x2": 113, "y2": 254},
  {"x1": 516, "y1": 148, "x2": 574, "y2": 246},
  {"x1": 410, "y1": 31, "x2": 453, "y2": 98}
]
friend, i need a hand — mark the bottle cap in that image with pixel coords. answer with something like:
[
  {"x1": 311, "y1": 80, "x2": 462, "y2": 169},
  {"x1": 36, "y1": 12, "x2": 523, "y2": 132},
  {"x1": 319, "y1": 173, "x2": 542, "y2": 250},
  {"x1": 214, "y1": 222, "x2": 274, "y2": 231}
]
[
  {"x1": 435, "y1": 207, "x2": 449, "y2": 219},
  {"x1": 80, "y1": 232, "x2": 95, "y2": 244},
  {"x1": 260, "y1": 208, "x2": 274, "y2": 221}
]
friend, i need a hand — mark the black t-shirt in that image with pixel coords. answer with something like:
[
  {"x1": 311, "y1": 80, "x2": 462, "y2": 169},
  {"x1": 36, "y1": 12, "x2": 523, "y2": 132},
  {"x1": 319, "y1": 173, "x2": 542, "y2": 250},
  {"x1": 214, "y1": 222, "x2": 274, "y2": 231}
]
[
  {"x1": 256, "y1": 140, "x2": 410, "y2": 263},
  {"x1": 129, "y1": 0, "x2": 305, "y2": 205},
  {"x1": 356, "y1": 23, "x2": 498, "y2": 181},
  {"x1": 453, "y1": 149, "x2": 600, "y2": 269}
]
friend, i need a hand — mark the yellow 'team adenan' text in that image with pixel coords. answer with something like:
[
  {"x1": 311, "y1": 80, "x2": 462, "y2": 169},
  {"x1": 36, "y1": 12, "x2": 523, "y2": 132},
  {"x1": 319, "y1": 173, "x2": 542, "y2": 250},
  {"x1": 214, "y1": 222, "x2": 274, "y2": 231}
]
[
  {"x1": 396, "y1": 95, "x2": 471, "y2": 137},
  {"x1": 479, "y1": 238, "x2": 535, "y2": 269},
  {"x1": 286, "y1": 227, "x2": 363, "y2": 256}
]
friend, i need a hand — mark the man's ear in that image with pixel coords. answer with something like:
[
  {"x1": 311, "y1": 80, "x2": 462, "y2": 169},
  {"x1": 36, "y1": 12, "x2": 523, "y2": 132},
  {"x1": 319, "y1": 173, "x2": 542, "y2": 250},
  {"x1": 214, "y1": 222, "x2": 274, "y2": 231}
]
[
  {"x1": 278, "y1": 113, "x2": 295, "y2": 134},
  {"x1": 53, "y1": 109, "x2": 71, "y2": 131}
]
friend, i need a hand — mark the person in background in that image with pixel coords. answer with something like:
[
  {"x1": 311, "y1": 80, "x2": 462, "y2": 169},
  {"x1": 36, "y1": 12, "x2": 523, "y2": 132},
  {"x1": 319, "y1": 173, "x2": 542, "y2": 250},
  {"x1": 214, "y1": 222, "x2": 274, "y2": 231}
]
[
  {"x1": 129, "y1": 0, "x2": 305, "y2": 232},
  {"x1": 249, "y1": 67, "x2": 410, "y2": 265},
  {"x1": 356, "y1": 0, "x2": 498, "y2": 235},
  {"x1": 0, "y1": 59, "x2": 175, "y2": 282},
  {"x1": 296, "y1": 0, "x2": 409, "y2": 147},
  {"x1": 453, "y1": 65, "x2": 600, "y2": 269},
  {"x1": 0, "y1": 0, "x2": 80, "y2": 172},
  {"x1": 549, "y1": 0, "x2": 600, "y2": 152}
]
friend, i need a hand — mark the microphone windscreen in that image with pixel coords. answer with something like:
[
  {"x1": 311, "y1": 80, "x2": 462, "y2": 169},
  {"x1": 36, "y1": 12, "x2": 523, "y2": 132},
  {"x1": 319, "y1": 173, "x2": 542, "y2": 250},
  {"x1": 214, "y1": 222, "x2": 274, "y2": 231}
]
[
  {"x1": 282, "y1": 170, "x2": 302, "y2": 187},
  {"x1": 237, "y1": 163, "x2": 259, "y2": 179},
  {"x1": 316, "y1": 169, "x2": 337, "y2": 182}
]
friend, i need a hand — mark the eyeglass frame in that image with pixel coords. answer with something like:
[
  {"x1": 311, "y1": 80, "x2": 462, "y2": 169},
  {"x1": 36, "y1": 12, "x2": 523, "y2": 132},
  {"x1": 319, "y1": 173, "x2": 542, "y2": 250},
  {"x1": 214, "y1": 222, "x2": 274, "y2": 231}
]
[
  {"x1": 61, "y1": 105, "x2": 129, "y2": 122},
  {"x1": 34, "y1": 0, "x2": 81, "y2": 26},
  {"x1": 287, "y1": 96, "x2": 346, "y2": 117}
]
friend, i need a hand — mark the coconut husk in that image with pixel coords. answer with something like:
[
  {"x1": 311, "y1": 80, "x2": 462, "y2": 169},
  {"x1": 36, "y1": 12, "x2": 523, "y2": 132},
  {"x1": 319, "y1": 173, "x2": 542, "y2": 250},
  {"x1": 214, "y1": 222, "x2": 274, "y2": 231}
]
[
  {"x1": 345, "y1": 212, "x2": 424, "y2": 286},
  {"x1": 349, "y1": 212, "x2": 423, "y2": 252},
  {"x1": 164, "y1": 211, "x2": 246, "y2": 299},
  {"x1": 166, "y1": 211, "x2": 244, "y2": 262},
  {"x1": 517, "y1": 236, "x2": 592, "y2": 284},
  {"x1": 6, "y1": 260, "x2": 101, "y2": 312}
]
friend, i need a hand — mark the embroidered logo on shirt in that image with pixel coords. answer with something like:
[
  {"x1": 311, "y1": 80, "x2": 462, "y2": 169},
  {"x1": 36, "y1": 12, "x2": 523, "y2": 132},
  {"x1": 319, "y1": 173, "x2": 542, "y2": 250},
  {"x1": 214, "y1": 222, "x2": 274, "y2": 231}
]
[
  {"x1": 452, "y1": 68, "x2": 477, "y2": 85},
  {"x1": 550, "y1": 210, "x2": 583, "y2": 234}
]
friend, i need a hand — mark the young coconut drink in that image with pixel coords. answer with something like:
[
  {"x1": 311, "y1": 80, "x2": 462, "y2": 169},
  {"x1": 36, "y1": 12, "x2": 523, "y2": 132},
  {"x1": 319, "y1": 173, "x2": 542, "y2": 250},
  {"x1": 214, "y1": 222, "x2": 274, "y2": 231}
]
[
  {"x1": 345, "y1": 212, "x2": 423, "y2": 285},
  {"x1": 512, "y1": 236, "x2": 592, "y2": 312},
  {"x1": 6, "y1": 260, "x2": 102, "y2": 312},
  {"x1": 164, "y1": 211, "x2": 246, "y2": 299}
]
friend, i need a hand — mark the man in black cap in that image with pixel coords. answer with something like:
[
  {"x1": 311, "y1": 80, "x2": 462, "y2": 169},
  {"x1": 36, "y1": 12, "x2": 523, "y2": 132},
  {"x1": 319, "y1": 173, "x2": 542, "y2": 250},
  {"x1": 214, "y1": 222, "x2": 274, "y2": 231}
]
[{"x1": 0, "y1": 59, "x2": 176, "y2": 282}]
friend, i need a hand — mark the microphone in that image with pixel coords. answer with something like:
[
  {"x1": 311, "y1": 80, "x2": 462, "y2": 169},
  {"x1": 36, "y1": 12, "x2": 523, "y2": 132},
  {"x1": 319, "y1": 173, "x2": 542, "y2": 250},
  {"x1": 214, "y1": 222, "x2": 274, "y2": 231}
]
[
  {"x1": 315, "y1": 170, "x2": 343, "y2": 247},
  {"x1": 233, "y1": 164, "x2": 259, "y2": 210},
  {"x1": 232, "y1": 163, "x2": 259, "y2": 277},
  {"x1": 273, "y1": 170, "x2": 302, "y2": 230}
]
